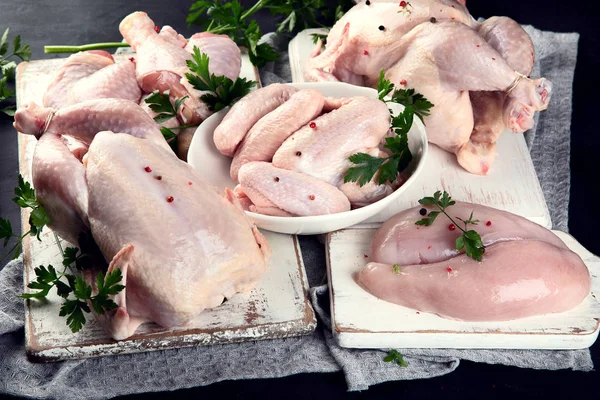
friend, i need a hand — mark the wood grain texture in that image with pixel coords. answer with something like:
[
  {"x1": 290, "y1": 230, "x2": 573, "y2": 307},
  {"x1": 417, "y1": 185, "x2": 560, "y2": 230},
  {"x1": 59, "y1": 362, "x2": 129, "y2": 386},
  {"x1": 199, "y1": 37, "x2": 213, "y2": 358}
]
[
  {"x1": 289, "y1": 29, "x2": 552, "y2": 229},
  {"x1": 326, "y1": 228, "x2": 600, "y2": 350},
  {"x1": 16, "y1": 54, "x2": 315, "y2": 363}
]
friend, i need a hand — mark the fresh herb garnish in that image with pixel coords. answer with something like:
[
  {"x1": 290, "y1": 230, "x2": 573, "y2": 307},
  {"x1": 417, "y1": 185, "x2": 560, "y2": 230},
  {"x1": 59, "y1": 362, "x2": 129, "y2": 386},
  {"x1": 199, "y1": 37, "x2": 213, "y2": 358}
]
[
  {"x1": 1, "y1": 176, "x2": 125, "y2": 333},
  {"x1": 0, "y1": 175, "x2": 50, "y2": 262},
  {"x1": 384, "y1": 349, "x2": 408, "y2": 367},
  {"x1": 22, "y1": 258, "x2": 125, "y2": 333},
  {"x1": 186, "y1": 47, "x2": 256, "y2": 112},
  {"x1": 416, "y1": 191, "x2": 485, "y2": 261},
  {"x1": 186, "y1": 0, "x2": 352, "y2": 67},
  {"x1": 311, "y1": 33, "x2": 328, "y2": 45},
  {"x1": 1, "y1": 28, "x2": 30, "y2": 116},
  {"x1": 144, "y1": 90, "x2": 188, "y2": 124},
  {"x1": 344, "y1": 71, "x2": 433, "y2": 187},
  {"x1": 392, "y1": 264, "x2": 402, "y2": 274}
]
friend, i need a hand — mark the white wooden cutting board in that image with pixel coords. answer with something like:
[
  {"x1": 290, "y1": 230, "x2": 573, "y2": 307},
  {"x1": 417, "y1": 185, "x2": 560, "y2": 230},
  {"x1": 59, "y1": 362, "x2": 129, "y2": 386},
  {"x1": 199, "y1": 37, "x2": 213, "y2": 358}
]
[
  {"x1": 326, "y1": 228, "x2": 600, "y2": 350},
  {"x1": 289, "y1": 29, "x2": 552, "y2": 229},
  {"x1": 16, "y1": 54, "x2": 316, "y2": 362}
]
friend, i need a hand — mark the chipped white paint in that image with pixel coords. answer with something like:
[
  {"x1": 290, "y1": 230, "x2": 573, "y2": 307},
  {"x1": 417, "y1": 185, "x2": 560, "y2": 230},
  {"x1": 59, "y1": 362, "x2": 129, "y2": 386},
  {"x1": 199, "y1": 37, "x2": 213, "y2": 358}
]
[
  {"x1": 16, "y1": 55, "x2": 316, "y2": 362},
  {"x1": 326, "y1": 228, "x2": 600, "y2": 350},
  {"x1": 289, "y1": 28, "x2": 552, "y2": 229}
]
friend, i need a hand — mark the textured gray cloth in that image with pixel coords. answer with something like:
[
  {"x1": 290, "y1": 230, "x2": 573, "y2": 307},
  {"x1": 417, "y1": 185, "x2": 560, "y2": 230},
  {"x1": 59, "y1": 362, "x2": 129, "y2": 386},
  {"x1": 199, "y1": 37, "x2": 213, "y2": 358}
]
[{"x1": 0, "y1": 26, "x2": 586, "y2": 399}]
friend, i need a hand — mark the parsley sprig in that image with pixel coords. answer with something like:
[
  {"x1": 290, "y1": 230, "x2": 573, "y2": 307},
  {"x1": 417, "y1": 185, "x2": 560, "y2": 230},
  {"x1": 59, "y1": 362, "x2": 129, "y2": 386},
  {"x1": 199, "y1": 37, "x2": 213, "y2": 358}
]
[
  {"x1": 1, "y1": 175, "x2": 125, "y2": 333},
  {"x1": 416, "y1": 191, "x2": 485, "y2": 261},
  {"x1": 344, "y1": 71, "x2": 433, "y2": 187},
  {"x1": 186, "y1": 0, "x2": 351, "y2": 67},
  {"x1": 1, "y1": 28, "x2": 31, "y2": 116},
  {"x1": 384, "y1": 349, "x2": 408, "y2": 367},
  {"x1": 0, "y1": 175, "x2": 50, "y2": 263},
  {"x1": 144, "y1": 90, "x2": 197, "y2": 153},
  {"x1": 185, "y1": 46, "x2": 256, "y2": 112}
]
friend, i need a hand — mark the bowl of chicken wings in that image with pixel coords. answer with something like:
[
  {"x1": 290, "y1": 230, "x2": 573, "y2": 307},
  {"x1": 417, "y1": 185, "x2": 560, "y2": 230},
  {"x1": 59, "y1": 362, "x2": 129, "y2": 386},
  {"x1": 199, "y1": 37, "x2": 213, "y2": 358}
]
[{"x1": 188, "y1": 81, "x2": 428, "y2": 235}]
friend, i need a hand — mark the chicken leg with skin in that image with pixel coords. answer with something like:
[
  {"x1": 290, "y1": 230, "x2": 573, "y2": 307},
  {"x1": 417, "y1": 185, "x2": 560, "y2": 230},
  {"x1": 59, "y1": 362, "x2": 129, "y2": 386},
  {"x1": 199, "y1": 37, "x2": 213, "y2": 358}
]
[{"x1": 13, "y1": 98, "x2": 169, "y2": 150}]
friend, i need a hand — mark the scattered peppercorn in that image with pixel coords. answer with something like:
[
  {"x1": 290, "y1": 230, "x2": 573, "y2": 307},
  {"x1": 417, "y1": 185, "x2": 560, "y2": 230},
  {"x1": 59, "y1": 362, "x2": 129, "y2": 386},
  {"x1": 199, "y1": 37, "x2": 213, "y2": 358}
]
[
  {"x1": 363, "y1": 50, "x2": 369, "y2": 55},
  {"x1": 154, "y1": 26, "x2": 160, "y2": 33},
  {"x1": 430, "y1": 17, "x2": 437, "y2": 23},
  {"x1": 274, "y1": 177, "x2": 280, "y2": 182},
  {"x1": 188, "y1": 181, "x2": 193, "y2": 185},
  {"x1": 378, "y1": 25, "x2": 385, "y2": 31},
  {"x1": 309, "y1": 194, "x2": 316, "y2": 200},
  {"x1": 486, "y1": 221, "x2": 492, "y2": 227},
  {"x1": 296, "y1": 151, "x2": 302, "y2": 156},
  {"x1": 419, "y1": 207, "x2": 427, "y2": 215},
  {"x1": 309, "y1": 122, "x2": 317, "y2": 129},
  {"x1": 166, "y1": 196, "x2": 174, "y2": 203},
  {"x1": 144, "y1": 166, "x2": 152, "y2": 173},
  {"x1": 155, "y1": 175, "x2": 162, "y2": 180},
  {"x1": 400, "y1": 1, "x2": 407, "y2": 6},
  {"x1": 366, "y1": 0, "x2": 370, "y2": 4},
  {"x1": 448, "y1": 224, "x2": 456, "y2": 231}
]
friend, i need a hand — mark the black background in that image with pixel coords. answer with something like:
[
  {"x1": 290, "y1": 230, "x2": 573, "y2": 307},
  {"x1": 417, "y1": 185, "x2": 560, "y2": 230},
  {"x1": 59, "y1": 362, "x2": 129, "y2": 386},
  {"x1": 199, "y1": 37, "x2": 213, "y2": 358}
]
[{"x1": 1, "y1": 1, "x2": 598, "y2": 399}]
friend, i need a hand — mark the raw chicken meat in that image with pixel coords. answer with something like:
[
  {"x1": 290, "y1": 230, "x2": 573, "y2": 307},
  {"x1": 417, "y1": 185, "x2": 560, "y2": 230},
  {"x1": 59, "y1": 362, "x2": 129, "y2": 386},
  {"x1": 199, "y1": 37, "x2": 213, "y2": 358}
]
[
  {"x1": 272, "y1": 96, "x2": 390, "y2": 186},
  {"x1": 68, "y1": 58, "x2": 142, "y2": 105},
  {"x1": 237, "y1": 162, "x2": 350, "y2": 216},
  {"x1": 371, "y1": 202, "x2": 567, "y2": 265},
  {"x1": 32, "y1": 133, "x2": 89, "y2": 244},
  {"x1": 305, "y1": 1, "x2": 550, "y2": 175},
  {"x1": 214, "y1": 84, "x2": 299, "y2": 156},
  {"x1": 230, "y1": 89, "x2": 325, "y2": 182},
  {"x1": 186, "y1": 32, "x2": 241, "y2": 81},
  {"x1": 13, "y1": 99, "x2": 168, "y2": 149},
  {"x1": 358, "y1": 202, "x2": 591, "y2": 321},
  {"x1": 359, "y1": 241, "x2": 590, "y2": 321},
  {"x1": 24, "y1": 109, "x2": 270, "y2": 339},
  {"x1": 83, "y1": 132, "x2": 270, "y2": 339},
  {"x1": 119, "y1": 11, "x2": 241, "y2": 125},
  {"x1": 43, "y1": 50, "x2": 114, "y2": 109}
]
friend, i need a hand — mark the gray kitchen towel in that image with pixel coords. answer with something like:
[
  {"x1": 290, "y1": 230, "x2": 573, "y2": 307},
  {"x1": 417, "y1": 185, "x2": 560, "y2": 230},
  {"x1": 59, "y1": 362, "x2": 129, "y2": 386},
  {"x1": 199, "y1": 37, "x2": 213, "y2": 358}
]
[{"x1": 0, "y1": 26, "x2": 587, "y2": 399}]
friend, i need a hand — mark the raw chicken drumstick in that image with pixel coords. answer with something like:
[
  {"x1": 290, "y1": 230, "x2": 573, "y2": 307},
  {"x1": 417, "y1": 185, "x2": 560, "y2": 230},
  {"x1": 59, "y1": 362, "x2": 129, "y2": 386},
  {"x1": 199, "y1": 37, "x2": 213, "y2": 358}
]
[
  {"x1": 119, "y1": 11, "x2": 241, "y2": 125},
  {"x1": 358, "y1": 203, "x2": 590, "y2": 321}
]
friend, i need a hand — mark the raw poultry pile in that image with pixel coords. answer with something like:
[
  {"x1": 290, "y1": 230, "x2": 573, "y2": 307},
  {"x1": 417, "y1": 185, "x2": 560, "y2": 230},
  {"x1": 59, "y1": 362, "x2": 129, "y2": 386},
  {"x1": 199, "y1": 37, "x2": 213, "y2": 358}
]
[
  {"x1": 306, "y1": 0, "x2": 551, "y2": 175},
  {"x1": 12, "y1": 12, "x2": 270, "y2": 340},
  {"x1": 213, "y1": 84, "x2": 405, "y2": 217},
  {"x1": 359, "y1": 200, "x2": 591, "y2": 320}
]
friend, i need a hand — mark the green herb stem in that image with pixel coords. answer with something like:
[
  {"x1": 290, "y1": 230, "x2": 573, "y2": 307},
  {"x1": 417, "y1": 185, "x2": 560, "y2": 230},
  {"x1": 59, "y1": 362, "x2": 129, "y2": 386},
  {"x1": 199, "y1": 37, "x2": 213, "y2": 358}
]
[{"x1": 44, "y1": 42, "x2": 131, "y2": 54}]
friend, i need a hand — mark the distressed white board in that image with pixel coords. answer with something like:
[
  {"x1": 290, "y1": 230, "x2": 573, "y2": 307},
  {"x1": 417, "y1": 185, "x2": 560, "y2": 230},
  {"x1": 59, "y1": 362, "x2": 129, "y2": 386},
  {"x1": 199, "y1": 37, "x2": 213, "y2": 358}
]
[
  {"x1": 16, "y1": 55, "x2": 316, "y2": 362},
  {"x1": 290, "y1": 28, "x2": 552, "y2": 229},
  {"x1": 326, "y1": 228, "x2": 600, "y2": 350}
]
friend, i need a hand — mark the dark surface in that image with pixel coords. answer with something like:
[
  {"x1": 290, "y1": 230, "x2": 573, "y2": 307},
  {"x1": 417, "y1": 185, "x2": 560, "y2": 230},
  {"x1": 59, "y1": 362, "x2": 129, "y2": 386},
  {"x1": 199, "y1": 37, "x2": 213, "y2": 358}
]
[{"x1": 0, "y1": 1, "x2": 598, "y2": 399}]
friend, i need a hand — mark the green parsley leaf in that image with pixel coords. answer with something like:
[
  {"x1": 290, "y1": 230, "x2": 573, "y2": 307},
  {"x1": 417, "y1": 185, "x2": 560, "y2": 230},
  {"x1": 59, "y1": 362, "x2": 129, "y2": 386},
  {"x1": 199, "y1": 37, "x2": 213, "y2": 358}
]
[
  {"x1": 63, "y1": 247, "x2": 79, "y2": 267},
  {"x1": 73, "y1": 276, "x2": 92, "y2": 300},
  {"x1": 0, "y1": 217, "x2": 13, "y2": 247},
  {"x1": 144, "y1": 90, "x2": 188, "y2": 124},
  {"x1": 416, "y1": 191, "x2": 485, "y2": 262},
  {"x1": 12, "y1": 174, "x2": 38, "y2": 209},
  {"x1": 384, "y1": 349, "x2": 408, "y2": 367},
  {"x1": 392, "y1": 264, "x2": 402, "y2": 274},
  {"x1": 161, "y1": 126, "x2": 179, "y2": 153},
  {"x1": 59, "y1": 299, "x2": 89, "y2": 333},
  {"x1": 377, "y1": 70, "x2": 394, "y2": 100},
  {"x1": 311, "y1": 33, "x2": 328, "y2": 45},
  {"x1": 344, "y1": 153, "x2": 385, "y2": 187},
  {"x1": 186, "y1": 47, "x2": 256, "y2": 112}
]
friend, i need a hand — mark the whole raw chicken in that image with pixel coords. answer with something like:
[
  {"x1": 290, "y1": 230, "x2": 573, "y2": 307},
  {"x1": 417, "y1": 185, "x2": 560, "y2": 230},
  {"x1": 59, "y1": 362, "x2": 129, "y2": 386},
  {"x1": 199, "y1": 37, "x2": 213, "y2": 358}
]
[
  {"x1": 306, "y1": 0, "x2": 550, "y2": 175},
  {"x1": 358, "y1": 202, "x2": 590, "y2": 321},
  {"x1": 14, "y1": 99, "x2": 270, "y2": 340}
]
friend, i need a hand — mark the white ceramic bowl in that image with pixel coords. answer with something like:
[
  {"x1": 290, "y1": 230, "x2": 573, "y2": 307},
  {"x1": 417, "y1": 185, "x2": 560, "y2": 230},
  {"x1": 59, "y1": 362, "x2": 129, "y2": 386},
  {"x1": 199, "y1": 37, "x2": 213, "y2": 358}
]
[{"x1": 188, "y1": 82, "x2": 428, "y2": 235}]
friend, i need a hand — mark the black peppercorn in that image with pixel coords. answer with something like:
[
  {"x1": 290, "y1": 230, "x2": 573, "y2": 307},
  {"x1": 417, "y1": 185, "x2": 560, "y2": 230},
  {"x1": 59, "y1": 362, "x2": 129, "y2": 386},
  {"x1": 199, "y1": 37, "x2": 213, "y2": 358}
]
[
  {"x1": 419, "y1": 208, "x2": 427, "y2": 216},
  {"x1": 378, "y1": 25, "x2": 385, "y2": 31}
]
